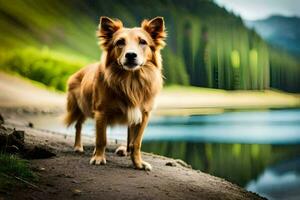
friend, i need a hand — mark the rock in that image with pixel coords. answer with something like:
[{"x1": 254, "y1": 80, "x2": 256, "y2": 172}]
[
  {"x1": 23, "y1": 146, "x2": 56, "y2": 159},
  {"x1": 28, "y1": 122, "x2": 34, "y2": 128},
  {"x1": 5, "y1": 145, "x2": 19, "y2": 154},
  {"x1": 0, "y1": 114, "x2": 4, "y2": 124},
  {"x1": 39, "y1": 167, "x2": 46, "y2": 171},
  {"x1": 0, "y1": 126, "x2": 25, "y2": 152},
  {"x1": 34, "y1": 167, "x2": 46, "y2": 172},
  {"x1": 72, "y1": 180, "x2": 80, "y2": 184},
  {"x1": 175, "y1": 159, "x2": 192, "y2": 168},
  {"x1": 72, "y1": 189, "x2": 82, "y2": 196},
  {"x1": 65, "y1": 174, "x2": 74, "y2": 178},
  {"x1": 46, "y1": 183, "x2": 55, "y2": 187},
  {"x1": 0, "y1": 124, "x2": 55, "y2": 159},
  {"x1": 165, "y1": 161, "x2": 177, "y2": 167},
  {"x1": 0, "y1": 126, "x2": 7, "y2": 147},
  {"x1": 165, "y1": 160, "x2": 190, "y2": 168},
  {"x1": 11, "y1": 129, "x2": 25, "y2": 142}
]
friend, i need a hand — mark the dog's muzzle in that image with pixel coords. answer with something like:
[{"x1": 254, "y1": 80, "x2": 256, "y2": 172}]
[{"x1": 124, "y1": 52, "x2": 139, "y2": 69}]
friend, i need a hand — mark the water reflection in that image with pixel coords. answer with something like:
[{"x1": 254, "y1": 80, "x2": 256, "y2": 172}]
[
  {"x1": 142, "y1": 142, "x2": 300, "y2": 188},
  {"x1": 247, "y1": 157, "x2": 300, "y2": 200}
]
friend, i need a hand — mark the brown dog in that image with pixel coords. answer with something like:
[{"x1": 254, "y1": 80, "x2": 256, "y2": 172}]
[{"x1": 64, "y1": 16, "x2": 166, "y2": 170}]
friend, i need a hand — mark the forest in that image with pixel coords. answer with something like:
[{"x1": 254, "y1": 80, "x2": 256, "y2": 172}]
[{"x1": 0, "y1": 0, "x2": 299, "y2": 92}]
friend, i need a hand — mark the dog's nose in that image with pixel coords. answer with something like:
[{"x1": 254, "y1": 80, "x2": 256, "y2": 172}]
[{"x1": 125, "y1": 52, "x2": 137, "y2": 60}]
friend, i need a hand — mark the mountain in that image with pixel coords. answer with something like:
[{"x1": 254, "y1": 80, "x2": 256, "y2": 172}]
[{"x1": 246, "y1": 15, "x2": 300, "y2": 55}]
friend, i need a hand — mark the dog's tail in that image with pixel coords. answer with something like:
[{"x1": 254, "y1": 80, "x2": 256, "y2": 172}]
[{"x1": 64, "y1": 92, "x2": 81, "y2": 127}]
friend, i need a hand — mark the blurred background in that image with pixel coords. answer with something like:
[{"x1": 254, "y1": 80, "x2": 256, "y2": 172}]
[{"x1": 0, "y1": 0, "x2": 300, "y2": 199}]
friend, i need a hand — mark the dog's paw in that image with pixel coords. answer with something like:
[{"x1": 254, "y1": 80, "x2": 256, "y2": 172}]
[
  {"x1": 74, "y1": 145, "x2": 84, "y2": 153},
  {"x1": 115, "y1": 146, "x2": 127, "y2": 156},
  {"x1": 89, "y1": 155, "x2": 106, "y2": 165},
  {"x1": 135, "y1": 161, "x2": 152, "y2": 171}
]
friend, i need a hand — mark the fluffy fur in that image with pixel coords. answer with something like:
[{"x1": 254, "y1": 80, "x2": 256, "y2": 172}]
[{"x1": 64, "y1": 16, "x2": 166, "y2": 170}]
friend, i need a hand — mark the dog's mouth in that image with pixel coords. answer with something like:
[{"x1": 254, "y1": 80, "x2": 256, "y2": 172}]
[{"x1": 123, "y1": 61, "x2": 140, "y2": 70}]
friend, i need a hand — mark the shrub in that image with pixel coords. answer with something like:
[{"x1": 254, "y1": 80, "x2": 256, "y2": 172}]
[{"x1": 0, "y1": 47, "x2": 89, "y2": 91}]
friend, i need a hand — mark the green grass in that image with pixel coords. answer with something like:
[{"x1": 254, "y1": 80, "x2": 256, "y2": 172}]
[
  {"x1": 0, "y1": 47, "x2": 91, "y2": 91},
  {"x1": 0, "y1": 153, "x2": 36, "y2": 190}
]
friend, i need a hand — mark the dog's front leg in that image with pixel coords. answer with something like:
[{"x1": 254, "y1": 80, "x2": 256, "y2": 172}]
[
  {"x1": 130, "y1": 112, "x2": 152, "y2": 171},
  {"x1": 127, "y1": 126, "x2": 136, "y2": 154},
  {"x1": 90, "y1": 111, "x2": 107, "y2": 165}
]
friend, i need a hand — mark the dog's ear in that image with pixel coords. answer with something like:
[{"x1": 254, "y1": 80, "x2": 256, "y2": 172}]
[
  {"x1": 142, "y1": 17, "x2": 167, "y2": 49},
  {"x1": 97, "y1": 16, "x2": 123, "y2": 49}
]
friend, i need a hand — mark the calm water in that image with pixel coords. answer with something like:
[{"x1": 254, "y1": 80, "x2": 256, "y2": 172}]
[{"x1": 25, "y1": 109, "x2": 300, "y2": 200}]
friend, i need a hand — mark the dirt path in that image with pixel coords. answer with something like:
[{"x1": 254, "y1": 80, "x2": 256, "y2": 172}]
[
  {"x1": 0, "y1": 109, "x2": 263, "y2": 200},
  {"x1": 0, "y1": 71, "x2": 267, "y2": 199}
]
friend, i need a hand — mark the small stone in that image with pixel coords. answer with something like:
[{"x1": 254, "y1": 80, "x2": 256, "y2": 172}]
[
  {"x1": 72, "y1": 189, "x2": 82, "y2": 196},
  {"x1": 0, "y1": 114, "x2": 4, "y2": 124},
  {"x1": 24, "y1": 146, "x2": 56, "y2": 159},
  {"x1": 46, "y1": 183, "x2": 54, "y2": 187},
  {"x1": 28, "y1": 122, "x2": 34, "y2": 128},
  {"x1": 65, "y1": 174, "x2": 74, "y2": 178},
  {"x1": 165, "y1": 161, "x2": 176, "y2": 167},
  {"x1": 0, "y1": 128, "x2": 25, "y2": 152},
  {"x1": 72, "y1": 180, "x2": 79, "y2": 184},
  {"x1": 11, "y1": 129, "x2": 25, "y2": 142},
  {"x1": 175, "y1": 159, "x2": 192, "y2": 168},
  {"x1": 39, "y1": 167, "x2": 46, "y2": 171}
]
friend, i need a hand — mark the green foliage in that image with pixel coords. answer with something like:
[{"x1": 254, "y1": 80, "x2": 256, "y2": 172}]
[
  {"x1": 231, "y1": 50, "x2": 240, "y2": 69},
  {"x1": 162, "y1": 49, "x2": 189, "y2": 85},
  {"x1": 270, "y1": 48, "x2": 300, "y2": 92},
  {"x1": 0, "y1": 153, "x2": 35, "y2": 179},
  {"x1": 0, "y1": 153, "x2": 36, "y2": 189},
  {"x1": 0, "y1": 47, "x2": 88, "y2": 91},
  {"x1": 0, "y1": 0, "x2": 299, "y2": 92}
]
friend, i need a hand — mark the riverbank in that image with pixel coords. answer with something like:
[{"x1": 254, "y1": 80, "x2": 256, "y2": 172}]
[
  {"x1": 0, "y1": 108, "x2": 264, "y2": 200},
  {"x1": 1, "y1": 72, "x2": 299, "y2": 116},
  {"x1": 0, "y1": 71, "x2": 271, "y2": 199},
  {"x1": 157, "y1": 86, "x2": 300, "y2": 115}
]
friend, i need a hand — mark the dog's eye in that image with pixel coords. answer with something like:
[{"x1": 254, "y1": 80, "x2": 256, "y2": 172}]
[
  {"x1": 116, "y1": 39, "x2": 125, "y2": 47},
  {"x1": 139, "y1": 39, "x2": 147, "y2": 45}
]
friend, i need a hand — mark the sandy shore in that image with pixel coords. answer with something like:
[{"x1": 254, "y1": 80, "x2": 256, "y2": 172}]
[{"x1": 1, "y1": 72, "x2": 299, "y2": 116}]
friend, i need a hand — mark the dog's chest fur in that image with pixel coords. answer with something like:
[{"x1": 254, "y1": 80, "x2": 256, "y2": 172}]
[
  {"x1": 127, "y1": 107, "x2": 142, "y2": 125},
  {"x1": 94, "y1": 64, "x2": 161, "y2": 125}
]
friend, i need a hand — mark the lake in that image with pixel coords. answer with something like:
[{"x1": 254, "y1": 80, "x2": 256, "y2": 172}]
[{"x1": 25, "y1": 108, "x2": 300, "y2": 200}]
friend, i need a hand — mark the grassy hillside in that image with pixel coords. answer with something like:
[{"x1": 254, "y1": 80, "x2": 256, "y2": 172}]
[{"x1": 0, "y1": 0, "x2": 299, "y2": 92}]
